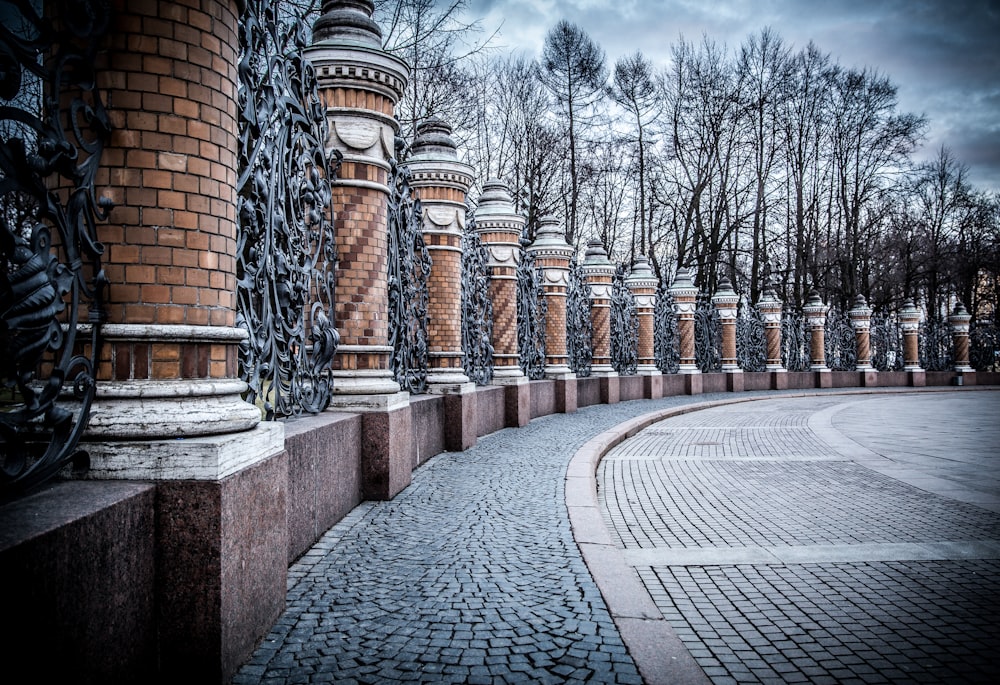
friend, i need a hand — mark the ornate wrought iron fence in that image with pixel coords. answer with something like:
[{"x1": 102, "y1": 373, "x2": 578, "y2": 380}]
[
  {"x1": 970, "y1": 321, "x2": 999, "y2": 371},
  {"x1": 824, "y1": 306, "x2": 857, "y2": 371},
  {"x1": 236, "y1": 1, "x2": 341, "y2": 419},
  {"x1": 1, "y1": 1, "x2": 113, "y2": 496},
  {"x1": 517, "y1": 237, "x2": 547, "y2": 379},
  {"x1": 919, "y1": 316, "x2": 953, "y2": 372},
  {"x1": 781, "y1": 307, "x2": 810, "y2": 371},
  {"x1": 461, "y1": 213, "x2": 493, "y2": 385},
  {"x1": 610, "y1": 265, "x2": 638, "y2": 375},
  {"x1": 695, "y1": 292, "x2": 722, "y2": 373},
  {"x1": 387, "y1": 159, "x2": 431, "y2": 394},
  {"x1": 566, "y1": 258, "x2": 593, "y2": 377},
  {"x1": 654, "y1": 280, "x2": 679, "y2": 374},
  {"x1": 871, "y1": 309, "x2": 903, "y2": 371},
  {"x1": 736, "y1": 298, "x2": 767, "y2": 372}
]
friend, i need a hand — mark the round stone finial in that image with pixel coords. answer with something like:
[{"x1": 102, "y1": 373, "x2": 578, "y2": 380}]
[
  {"x1": 583, "y1": 239, "x2": 611, "y2": 265},
  {"x1": 853, "y1": 293, "x2": 868, "y2": 309},
  {"x1": 312, "y1": 0, "x2": 382, "y2": 47},
  {"x1": 805, "y1": 288, "x2": 824, "y2": 307},
  {"x1": 476, "y1": 179, "x2": 515, "y2": 211},
  {"x1": 671, "y1": 265, "x2": 694, "y2": 289},
  {"x1": 716, "y1": 276, "x2": 736, "y2": 297},
  {"x1": 951, "y1": 301, "x2": 970, "y2": 318},
  {"x1": 411, "y1": 117, "x2": 457, "y2": 158}
]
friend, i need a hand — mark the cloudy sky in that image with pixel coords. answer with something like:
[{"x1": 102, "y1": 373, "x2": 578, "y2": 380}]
[{"x1": 460, "y1": 0, "x2": 1000, "y2": 192}]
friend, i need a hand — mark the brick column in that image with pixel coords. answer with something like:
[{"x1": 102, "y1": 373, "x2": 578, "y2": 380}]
[
  {"x1": 89, "y1": 1, "x2": 285, "y2": 680},
  {"x1": 899, "y1": 299, "x2": 923, "y2": 372},
  {"x1": 670, "y1": 267, "x2": 699, "y2": 377},
  {"x1": 758, "y1": 287, "x2": 784, "y2": 372},
  {"x1": 581, "y1": 240, "x2": 619, "y2": 404},
  {"x1": 473, "y1": 179, "x2": 529, "y2": 426},
  {"x1": 406, "y1": 117, "x2": 477, "y2": 449},
  {"x1": 307, "y1": 0, "x2": 413, "y2": 498},
  {"x1": 803, "y1": 289, "x2": 830, "y2": 381},
  {"x1": 848, "y1": 294, "x2": 875, "y2": 371},
  {"x1": 949, "y1": 302, "x2": 974, "y2": 373},
  {"x1": 712, "y1": 276, "x2": 743, "y2": 391},
  {"x1": 628, "y1": 256, "x2": 663, "y2": 398}
]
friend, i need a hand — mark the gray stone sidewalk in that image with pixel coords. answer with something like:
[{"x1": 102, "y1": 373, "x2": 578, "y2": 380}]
[{"x1": 599, "y1": 391, "x2": 1000, "y2": 684}]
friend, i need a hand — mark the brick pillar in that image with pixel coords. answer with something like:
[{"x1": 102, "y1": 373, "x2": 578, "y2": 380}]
[
  {"x1": 670, "y1": 267, "x2": 699, "y2": 376},
  {"x1": 406, "y1": 117, "x2": 477, "y2": 449},
  {"x1": 803, "y1": 289, "x2": 829, "y2": 377},
  {"x1": 949, "y1": 302, "x2": 974, "y2": 373},
  {"x1": 581, "y1": 240, "x2": 619, "y2": 403},
  {"x1": 628, "y1": 256, "x2": 663, "y2": 398},
  {"x1": 758, "y1": 287, "x2": 784, "y2": 372},
  {"x1": 899, "y1": 299, "x2": 923, "y2": 372},
  {"x1": 90, "y1": 1, "x2": 285, "y2": 680},
  {"x1": 307, "y1": 0, "x2": 413, "y2": 498},
  {"x1": 848, "y1": 294, "x2": 874, "y2": 371},
  {"x1": 712, "y1": 276, "x2": 743, "y2": 391},
  {"x1": 473, "y1": 179, "x2": 529, "y2": 426}
]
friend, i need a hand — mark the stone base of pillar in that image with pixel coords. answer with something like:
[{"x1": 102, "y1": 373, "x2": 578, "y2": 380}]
[
  {"x1": 726, "y1": 371, "x2": 744, "y2": 392},
  {"x1": 770, "y1": 370, "x2": 788, "y2": 390},
  {"x1": 815, "y1": 370, "x2": 833, "y2": 388},
  {"x1": 643, "y1": 374, "x2": 664, "y2": 400},
  {"x1": 598, "y1": 374, "x2": 621, "y2": 404},
  {"x1": 440, "y1": 383, "x2": 479, "y2": 451},
  {"x1": 494, "y1": 376, "x2": 531, "y2": 428},
  {"x1": 908, "y1": 370, "x2": 927, "y2": 387},
  {"x1": 684, "y1": 373, "x2": 703, "y2": 396},
  {"x1": 555, "y1": 377, "x2": 578, "y2": 414},
  {"x1": 861, "y1": 370, "x2": 879, "y2": 387},
  {"x1": 360, "y1": 403, "x2": 414, "y2": 500}
]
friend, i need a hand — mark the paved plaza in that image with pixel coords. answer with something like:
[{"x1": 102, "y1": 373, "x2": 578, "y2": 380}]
[{"x1": 233, "y1": 388, "x2": 1000, "y2": 684}]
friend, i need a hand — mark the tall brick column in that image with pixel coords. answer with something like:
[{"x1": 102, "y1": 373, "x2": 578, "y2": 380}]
[
  {"x1": 670, "y1": 266, "x2": 700, "y2": 395},
  {"x1": 628, "y1": 256, "x2": 663, "y2": 398},
  {"x1": 473, "y1": 179, "x2": 530, "y2": 426},
  {"x1": 899, "y1": 299, "x2": 923, "y2": 373},
  {"x1": 803, "y1": 289, "x2": 830, "y2": 386},
  {"x1": 848, "y1": 294, "x2": 876, "y2": 385},
  {"x1": 306, "y1": 0, "x2": 413, "y2": 498},
  {"x1": 581, "y1": 240, "x2": 619, "y2": 403},
  {"x1": 712, "y1": 276, "x2": 743, "y2": 391},
  {"x1": 88, "y1": 1, "x2": 285, "y2": 680},
  {"x1": 757, "y1": 286, "x2": 787, "y2": 389},
  {"x1": 949, "y1": 302, "x2": 974, "y2": 374},
  {"x1": 406, "y1": 117, "x2": 478, "y2": 449}
]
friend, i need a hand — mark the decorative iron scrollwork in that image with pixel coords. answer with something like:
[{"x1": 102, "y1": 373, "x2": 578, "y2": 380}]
[
  {"x1": 781, "y1": 307, "x2": 810, "y2": 372},
  {"x1": 461, "y1": 211, "x2": 493, "y2": 385},
  {"x1": 694, "y1": 291, "x2": 721, "y2": 373},
  {"x1": 610, "y1": 265, "x2": 638, "y2": 376},
  {"x1": 517, "y1": 236, "x2": 547, "y2": 379},
  {"x1": 237, "y1": 0, "x2": 340, "y2": 419},
  {"x1": 1, "y1": 0, "x2": 113, "y2": 497},
  {"x1": 824, "y1": 306, "x2": 857, "y2": 371},
  {"x1": 736, "y1": 298, "x2": 767, "y2": 372},
  {"x1": 387, "y1": 158, "x2": 431, "y2": 394},
  {"x1": 919, "y1": 316, "x2": 952, "y2": 372},
  {"x1": 566, "y1": 257, "x2": 592, "y2": 377},
  {"x1": 970, "y1": 321, "x2": 998, "y2": 371},
  {"x1": 871, "y1": 309, "x2": 903, "y2": 371},
  {"x1": 654, "y1": 279, "x2": 679, "y2": 374}
]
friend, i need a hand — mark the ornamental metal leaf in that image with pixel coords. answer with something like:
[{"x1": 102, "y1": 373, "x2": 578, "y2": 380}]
[
  {"x1": 566, "y1": 257, "x2": 592, "y2": 377},
  {"x1": 919, "y1": 316, "x2": 952, "y2": 372},
  {"x1": 871, "y1": 309, "x2": 903, "y2": 371},
  {"x1": 654, "y1": 280, "x2": 679, "y2": 374},
  {"x1": 387, "y1": 158, "x2": 431, "y2": 394},
  {"x1": 694, "y1": 291, "x2": 721, "y2": 373},
  {"x1": 237, "y1": 0, "x2": 340, "y2": 419},
  {"x1": 1, "y1": 0, "x2": 113, "y2": 497},
  {"x1": 517, "y1": 237, "x2": 546, "y2": 379},
  {"x1": 736, "y1": 298, "x2": 767, "y2": 372},
  {"x1": 781, "y1": 307, "x2": 810, "y2": 372},
  {"x1": 461, "y1": 211, "x2": 493, "y2": 385},
  {"x1": 824, "y1": 306, "x2": 857, "y2": 371},
  {"x1": 970, "y1": 321, "x2": 998, "y2": 371},
  {"x1": 610, "y1": 265, "x2": 638, "y2": 376}
]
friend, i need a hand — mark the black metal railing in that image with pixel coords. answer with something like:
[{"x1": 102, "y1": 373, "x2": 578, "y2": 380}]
[
  {"x1": 824, "y1": 306, "x2": 857, "y2": 371},
  {"x1": 517, "y1": 238, "x2": 547, "y2": 379},
  {"x1": 971, "y1": 321, "x2": 999, "y2": 371},
  {"x1": 654, "y1": 280, "x2": 679, "y2": 374},
  {"x1": 694, "y1": 292, "x2": 721, "y2": 373},
  {"x1": 736, "y1": 298, "x2": 767, "y2": 372},
  {"x1": 610, "y1": 265, "x2": 638, "y2": 375},
  {"x1": 919, "y1": 316, "x2": 953, "y2": 372},
  {"x1": 781, "y1": 307, "x2": 810, "y2": 372},
  {"x1": 871, "y1": 310, "x2": 904, "y2": 371},
  {"x1": 566, "y1": 258, "x2": 593, "y2": 377},
  {"x1": 461, "y1": 213, "x2": 493, "y2": 385}
]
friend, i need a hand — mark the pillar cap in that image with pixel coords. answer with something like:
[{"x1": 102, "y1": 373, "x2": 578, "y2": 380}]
[
  {"x1": 313, "y1": 0, "x2": 381, "y2": 47},
  {"x1": 759, "y1": 286, "x2": 781, "y2": 307},
  {"x1": 410, "y1": 117, "x2": 458, "y2": 159},
  {"x1": 949, "y1": 301, "x2": 972, "y2": 322},
  {"x1": 528, "y1": 216, "x2": 572, "y2": 258},
  {"x1": 899, "y1": 298, "x2": 922, "y2": 321},
  {"x1": 712, "y1": 276, "x2": 738, "y2": 306},
  {"x1": 848, "y1": 293, "x2": 872, "y2": 317},
  {"x1": 583, "y1": 239, "x2": 611, "y2": 265},
  {"x1": 474, "y1": 179, "x2": 524, "y2": 230},
  {"x1": 802, "y1": 288, "x2": 828, "y2": 315},
  {"x1": 668, "y1": 265, "x2": 696, "y2": 296}
]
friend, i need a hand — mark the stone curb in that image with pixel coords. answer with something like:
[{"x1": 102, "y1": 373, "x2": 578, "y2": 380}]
[{"x1": 564, "y1": 385, "x2": 996, "y2": 685}]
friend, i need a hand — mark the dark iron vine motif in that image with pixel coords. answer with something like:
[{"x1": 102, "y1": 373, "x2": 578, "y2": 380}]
[
  {"x1": 736, "y1": 298, "x2": 767, "y2": 372},
  {"x1": 0, "y1": 0, "x2": 113, "y2": 498},
  {"x1": 461, "y1": 211, "x2": 493, "y2": 386},
  {"x1": 566, "y1": 257, "x2": 592, "y2": 377},
  {"x1": 871, "y1": 309, "x2": 903, "y2": 371},
  {"x1": 919, "y1": 316, "x2": 953, "y2": 372},
  {"x1": 517, "y1": 236, "x2": 546, "y2": 380},
  {"x1": 694, "y1": 291, "x2": 721, "y2": 373},
  {"x1": 781, "y1": 307, "x2": 810, "y2": 372},
  {"x1": 387, "y1": 157, "x2": 431, "y2": 394},
  {"x1": 970, "y1": 321, "x2": 998, "y2": 371},
  {"x1": 824, "y1": 306, "x2": 857, "y2": 371},
  {"x1": 610, "y1": 264, "x2": 638, "y2": 376},
  {"x1": 654, "y1": 280, "x2": 679, "y2": 374},
  {"x1": 236, "y1": 0, "x2": 341, "y2": 419}
]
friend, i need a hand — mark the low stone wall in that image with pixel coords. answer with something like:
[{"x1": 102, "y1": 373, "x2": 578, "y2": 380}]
[
  {"x1": 476, "y1": 386, "x2": 506, "y2": 437},
  {"x1": 530, "y1": 380, "x2": 556, "y2": 419},
  {"x1": 620, "y1": 375, "x2": 645, "y2": 401},
  {"x1": 577, "y1": 376, "x2": 601, "y2": 407}
]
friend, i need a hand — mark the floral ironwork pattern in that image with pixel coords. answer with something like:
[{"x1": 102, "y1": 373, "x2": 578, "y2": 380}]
[
  {"x1": 461, "y1": 211, "x2": 493, "y2": 385},
  {"x1": 610, "y1": 265, "x2": 638, "y2": 376},
  {"x1": 236, "y1": 0, "x2": 340, "y2": 419},
  {"x1": 781, "y1": 307, "x2": 810, "y2": 372},
  {"x1": 919, "y1": 316, "x2": 952, "y2": 372},
  {"x1": 970, "y1": 321, "x2": 998, "y2": 371},
  {"x1": 824, "y1": 306, "x2": 857, "y2": 371},
  {"x1": 1, "y1": 0, "x2": 113, "y2": 497},
  {"x1": 387, "y1": 158, "x2": 431, "y2": 394},
  {"x1": 517, "y1": 236, "x2": 547, "y2": 379},
  {"x1": 566, "y1": 257, "x2": 592, "y2": 377},
  {"x1": 736, "y1": 298, "x2": 767, "y2": 372},
  {"x1": 871, "y1": 309, "x2": 903, "y2": 371},
  {"x1": 694, "y1": 291, "x2": 721, "y2": 373},
  {"x1": 654, "y1": 280, "x2": 679, "y2": 374}
]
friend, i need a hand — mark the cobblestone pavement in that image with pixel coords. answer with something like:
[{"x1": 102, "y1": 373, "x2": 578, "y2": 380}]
[
  {"x1": 234, "y1": 391, "x2": 759, "y2": 685},
  {"x1": 600, "y1": 391, "x2": 1000, "y2": 684}
]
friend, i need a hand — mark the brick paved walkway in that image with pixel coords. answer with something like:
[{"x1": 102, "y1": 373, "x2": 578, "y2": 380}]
[{"x1": 599, "y1": 391, "x2": 1000, "y2": 684}]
